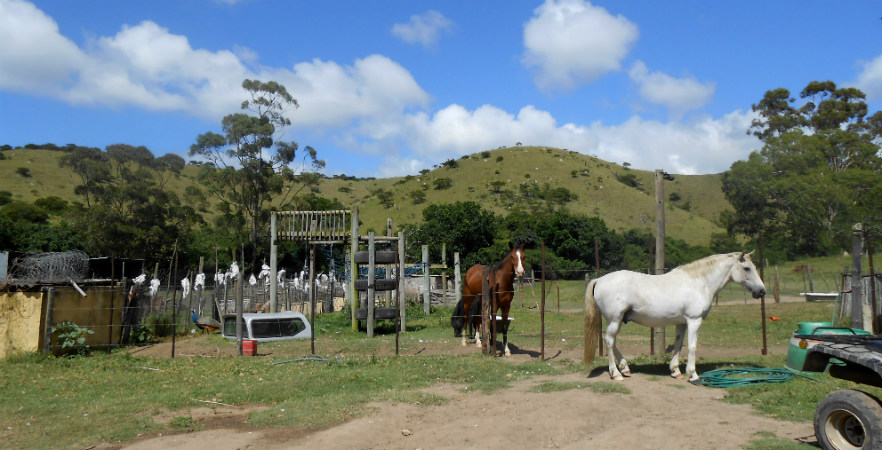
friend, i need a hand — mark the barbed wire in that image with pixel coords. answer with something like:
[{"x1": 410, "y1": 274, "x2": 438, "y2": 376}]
[{"x1": 7, "y1": 251, "x2": 88, "y2": 284}]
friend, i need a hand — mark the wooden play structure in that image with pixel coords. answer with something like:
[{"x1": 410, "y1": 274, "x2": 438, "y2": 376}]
[{"x1": 269, "y1": 208, "x2": 406, "y2": 347}]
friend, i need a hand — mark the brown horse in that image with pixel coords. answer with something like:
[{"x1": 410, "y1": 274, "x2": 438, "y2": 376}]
[{"x1": 459, "y1": 244, "x2": 525, "y2": 356}]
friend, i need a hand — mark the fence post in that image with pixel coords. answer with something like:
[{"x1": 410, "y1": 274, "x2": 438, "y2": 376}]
[
  {"x1": 851, "y1": 224, "x2": 864, "y2": 330},
  {"x1": 422, "y1": 245, "x2": 430, "y2": 314},
  {"x1": 481, "y1": 266, "x2": 490, "y2": 355},
  {"x1": 454, "y1": 253, "x2": 461, "y2": 307}
]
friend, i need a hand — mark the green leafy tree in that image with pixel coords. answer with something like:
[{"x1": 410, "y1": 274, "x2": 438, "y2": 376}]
[
  {"x1": 58, "y1": 146, "x2": 109, "y2": 207},
  {"x1": 189, "y1": 79, "x2": 324, "y2": 269},
  {"x1": 408, "y1": 189, "x2": 426, "y2": 204},
  {"x1": 59, "y1": 144, "x2": 202, "y2": 260},
  {"x1": 412, "y1": 201, "x2": 497, "y2": 267},
  {"x1": 725, "y1": 81, "x2": 882, "y2": 256}
]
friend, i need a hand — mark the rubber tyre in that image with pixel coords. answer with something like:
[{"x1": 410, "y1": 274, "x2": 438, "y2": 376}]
[
  {"x1": 814, "y1": 389, "x2": 882, "y2": 450},
  {"x1": 354, "y1": 251, "x2": 397, "y2": 264},
  {"x1": 354, "y1": 278, "x2": 399, "y2": 291}
]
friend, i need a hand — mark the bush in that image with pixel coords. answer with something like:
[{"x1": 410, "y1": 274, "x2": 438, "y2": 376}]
[{"x1": 51, "y1": 321, "x2": 94, "y2": 356}]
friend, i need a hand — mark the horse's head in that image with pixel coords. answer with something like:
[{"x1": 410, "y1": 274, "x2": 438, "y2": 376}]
[
  {"x1": 730, "y1": 251, "x2": 766, "y2": 299},
  {"x1": 509, "y1": 244, "x2": 526, "y2": 278}
]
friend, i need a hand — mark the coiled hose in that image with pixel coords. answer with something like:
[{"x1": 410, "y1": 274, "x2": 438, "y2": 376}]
[{"x1": 691, "y1": 367, "x2": 820, "y2": 388}]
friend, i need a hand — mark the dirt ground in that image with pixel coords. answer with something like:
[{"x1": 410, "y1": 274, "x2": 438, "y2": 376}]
[{"x1": 110, "y1": 327, "x2": 819, "y2": 450}]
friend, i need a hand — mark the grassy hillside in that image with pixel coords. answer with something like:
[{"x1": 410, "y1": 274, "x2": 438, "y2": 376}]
[
  {"x1": 315, "y1": 146, "x2": 730, "y2": 245},
  {"x1": 0, "y1": 146, "x2": 733, "y2": 246}
]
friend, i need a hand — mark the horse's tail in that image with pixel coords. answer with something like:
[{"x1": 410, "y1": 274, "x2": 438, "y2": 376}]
[
  {"x1": 451, "y1": 298, "x2": 465, "y2": 337},
  {"x1": 583, "y1": 277, "x2": 602, "y2": 364}
]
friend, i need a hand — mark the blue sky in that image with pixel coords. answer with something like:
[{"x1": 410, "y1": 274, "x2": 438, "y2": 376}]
[{"x1": 1, "y1": 0, "x2": 880, "y2": 178}]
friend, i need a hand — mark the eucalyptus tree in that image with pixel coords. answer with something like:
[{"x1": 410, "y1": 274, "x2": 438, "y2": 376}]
[
  {"x1": 189, "y1": 79, "x2": 324, "y2": 269},
  {"x1": 59, "y1": 144, "x2": 202, "y2": 260},
  {"x1": 724, "y1": 81, "x2": 882, "y2": 257}
]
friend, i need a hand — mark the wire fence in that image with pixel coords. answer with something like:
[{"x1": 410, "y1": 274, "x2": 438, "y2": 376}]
[{"x1": 6, "y1": 251, "x2": 880, "y2": 355}]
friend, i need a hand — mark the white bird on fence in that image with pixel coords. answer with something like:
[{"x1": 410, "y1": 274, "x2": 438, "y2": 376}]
[
  {"x1": 230, "y1": 262, "x2": 239, "y2": 278},
  {"x1": 181, "y1": 277, "x2": 191, "y2": 298},
  {"x1": 249, "y1": 274, "x2": 257, "y2": 286},
  {"x1": 134, "y1": 274, "x2": 146, "y2": 285},
  {"x1": 195, "y1": 273, "x2": 205, "y2": 291},
  {"x1": 149, "y1": 279, "x2": 160, "y2": 297},
  {"x1": 259, "y1": 264, "x2": 270, "y2": 280},
  {"x1": 277, "y1": 269, "x2": 286, "y2": 287},
  {"x1": 214, "y1": 272, "x2": 225, "y2": 286}
]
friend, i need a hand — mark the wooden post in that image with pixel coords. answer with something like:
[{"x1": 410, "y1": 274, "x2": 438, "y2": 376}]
[
  {"x1": 42, "y1": 287, "x2": 55, "y2": 354},
  {"x1": 653, "y1": 169, "x2": 666, "y2": 355},
  {"x1": 759, "y1": 235, "x2": 767, "y2": 356},
  {"x1": 309, "y1": 241, "x2": 317, "y2": 350},
  {"x1": 867, "y1": 233, "x2": 877, "y2": 334},
  {"x1": 171, "y1": 248, "x2": 178, "y2": 359},
  {"x1": 270, "y1": 212, "x2": 278, "y2": 313},
  {"x1": 398, "y1": 231, "x2": 406, "y2": 332},
  {"x1": 367, "y1": 232, "x2": 376, "y2": 338},
  {"x1": 441, "y1": 243, "x2": 448, "y2": 305},
  {"x1": 851, "y1": 224, "x2": 864, "y2": 330},
  {"x1": 422, "y1": 245, "x2": 430, "y2": 314},
  {"x1": 237, "y1": 246, "x2": 244, "y2": 356},
  {"x1": 350, "y1": 207, "x2": 359, "y2": 331},
  {"x1": 541, "y1": 243, "x2": 546, "y2": 361},
  {"x1": 454, "y1": 252, "x2": 461, "y2": 307},
  {"x1": 481, "y1": 266, "x2": 491, "y2": 355}
]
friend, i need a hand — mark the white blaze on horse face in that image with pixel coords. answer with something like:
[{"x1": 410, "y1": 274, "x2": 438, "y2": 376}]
[{"x1": 514, "y1": 250, "x2": 525, "y2": 277}]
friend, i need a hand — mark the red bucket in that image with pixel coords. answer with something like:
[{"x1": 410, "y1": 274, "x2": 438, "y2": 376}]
[{"x1": 242, "y1": 339, "x2": 258, "y2": 356}]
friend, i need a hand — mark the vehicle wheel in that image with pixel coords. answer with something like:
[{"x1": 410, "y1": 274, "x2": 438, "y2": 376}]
[{"x1": 814, "y1": 389, "x2": 882, "y2": 450}]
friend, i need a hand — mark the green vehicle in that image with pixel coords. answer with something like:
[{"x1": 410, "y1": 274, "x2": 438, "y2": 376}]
[{"x1": 790, "y1": 323, "x2": 881, "y2": 450}]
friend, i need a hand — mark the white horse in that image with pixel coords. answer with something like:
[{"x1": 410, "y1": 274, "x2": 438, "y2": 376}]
[{"x1": 584, "y1": 252, "x2": 766, "y2": 382}]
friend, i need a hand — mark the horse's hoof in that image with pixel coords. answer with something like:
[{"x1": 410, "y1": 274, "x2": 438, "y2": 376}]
[
  {"x1": 612, "y1": 374, "x2": 625, "y2": 381},
  {"x1": 504, "y1": 349, "x2": 511, "y2": 357},
  {"x1": 461, "y1": 340, "x2": 467, "y2": 347},
  {"x1": 688, "y1": 374, "x2": 700, "y2": 382},
  {"x1": 621, "y1": 369, "x2": 631, "y2": 377},
  {"x1": 671, "y1": 373, "x2": 684, "y2": 379}
]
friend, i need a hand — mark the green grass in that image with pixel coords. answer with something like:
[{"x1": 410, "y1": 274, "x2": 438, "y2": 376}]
[
  {"x1": 743, "y1": 432, "x2": 817, "y2": 450},
  {"x1": 2, "y1": 296, "x2": 880, "y2": 449}
]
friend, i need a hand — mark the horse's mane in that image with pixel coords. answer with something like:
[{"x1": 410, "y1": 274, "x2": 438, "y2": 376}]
[{"x1": 674, "y1": 252, "x2": 740, "y2": 278}]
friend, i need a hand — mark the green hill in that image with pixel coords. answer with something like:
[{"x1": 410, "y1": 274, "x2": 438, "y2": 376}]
[{"x1": 0, "y1": 146, "x2": 732, "y2": 246}]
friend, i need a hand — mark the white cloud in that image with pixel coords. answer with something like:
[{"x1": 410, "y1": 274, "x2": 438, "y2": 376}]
[
  {"x1": 628, "y1": 60, "x2": 716, "y2": 117},
  {"x1": 282, "y1": 54, "x2": 430, "y2": 130},
  {"x1": 522, "y1": 0, "x2": 638, "y2": 91},
  {"x1": 0, "y1": 0, "x2": 86, "y2": 93},
  {"x1": 848, "y1": 54, "x2": 882, "y2": 101},
  {"x1": 391, "y1": 10, "x2": 453, "y2": 47},
  {"x1": 0, "y1": 1, "x2": 430, "y2": 129},
  {"x1": 371, "y1": 103, "x2": 759, "y2": 177}
]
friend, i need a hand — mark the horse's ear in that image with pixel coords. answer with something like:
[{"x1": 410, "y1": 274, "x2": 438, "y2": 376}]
[
  {"x1": 509, "y1": 242, "x2": 514, "y2": 250},
  {"x1": 738, "y1": 251, "x2": 745, "y2": 262}
]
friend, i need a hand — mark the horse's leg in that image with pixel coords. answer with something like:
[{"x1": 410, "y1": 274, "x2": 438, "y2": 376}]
[
  {"x1": 669, "y1": 324, "x2": 687, "y2": 379},
  {"x1": 685, "y1": 318, "x2": 703, "y2": 381},
  {"x1": 461, "y1": 295, "x2": 472, "y2": 347},
  {"x1": 604, "y1": 318, "x2": 626, "y2": 381},
  {"x1": 501, "y1": 306, "x2": 511, "y2": 356}
]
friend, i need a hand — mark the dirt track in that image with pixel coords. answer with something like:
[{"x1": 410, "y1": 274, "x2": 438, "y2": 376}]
[{"x1": 109, "y1": 334, "x2": 817, "y2": 450}]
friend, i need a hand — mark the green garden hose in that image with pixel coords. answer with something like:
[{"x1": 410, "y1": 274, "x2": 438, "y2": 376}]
[{"x1": 691, "y1": 367, "x2": 821, "y2": 388}]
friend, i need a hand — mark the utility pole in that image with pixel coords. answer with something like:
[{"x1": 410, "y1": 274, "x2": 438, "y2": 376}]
[{"x1": 653, "y1": 169, "x2": 674, "y2": 355}]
